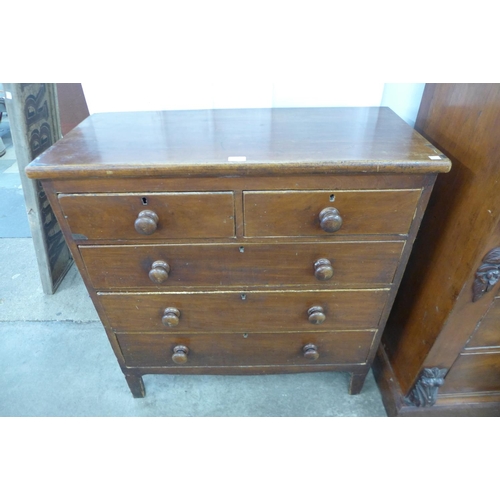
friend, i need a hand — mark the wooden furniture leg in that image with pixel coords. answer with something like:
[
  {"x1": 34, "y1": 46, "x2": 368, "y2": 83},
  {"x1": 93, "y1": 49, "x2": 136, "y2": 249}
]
[
  {"x1": 349, "y1": 372, "x2": 367, "y2": 395},
  {"x1": 125, "y1": 374, "x2": 145, "y2": 398}
]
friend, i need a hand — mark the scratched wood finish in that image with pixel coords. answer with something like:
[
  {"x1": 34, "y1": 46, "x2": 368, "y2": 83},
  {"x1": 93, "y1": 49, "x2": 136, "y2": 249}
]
[
  {"x1": 117, "y1": 330, "x2": 376, "y2": 368},
  {"x1": 99, "y1": 289, "x2": 389, "y2": 333},
  {"x1": 58, "y1": 192, "x2": 235, "y2": 240},
  {"x1": 25, "y1": 107, "x2": 450, "y2": 180},
  {"x1": 244, "y1": 189, "x2": 421, "y2": 237},
  {"x1": 376, "y1": 84, "x2": 500, "y2": 415},
  {"x1": 79, "y1": 241, "x2": 404, "y2": 290}
]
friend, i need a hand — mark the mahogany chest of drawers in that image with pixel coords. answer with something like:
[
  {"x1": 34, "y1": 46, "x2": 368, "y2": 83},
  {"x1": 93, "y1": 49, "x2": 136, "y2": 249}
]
[{"x1": 25, "y1": 107, "x2": 450, "y2": 398}]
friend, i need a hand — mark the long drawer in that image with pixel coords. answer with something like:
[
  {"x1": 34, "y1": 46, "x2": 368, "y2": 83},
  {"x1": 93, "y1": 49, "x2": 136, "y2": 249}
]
[
  {"x1": 80, "y1": 241, "x2": 404, "y2": 290},
  {"x1": 99, "y1": 289, "x2": 389, "y2": 333},
  {"x1": 59, "y1": 191, "x2": 235, "y2": 240},
  {"x1": 243, "y1": 189, "x2": 421, "y2": 237},
  {"x1": 117, "y1": 331, "x2": 376, "y2": 367}
]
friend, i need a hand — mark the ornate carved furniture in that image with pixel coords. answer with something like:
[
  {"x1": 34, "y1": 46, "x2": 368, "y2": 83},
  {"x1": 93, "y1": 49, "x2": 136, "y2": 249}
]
[
  {"x1": 375, "y1": 84, "x2": 500, "y2": 416},
  {"x1": 25, "y1": 107, "x2": 449, "y2": 398}
]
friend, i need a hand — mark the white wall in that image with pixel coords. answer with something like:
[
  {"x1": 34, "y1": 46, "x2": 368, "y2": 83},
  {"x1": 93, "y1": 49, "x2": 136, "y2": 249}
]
[
  {"x1": 80, "y1": 2, "x2": 425, "y2": 128},
  {"x1": 82, "y1": 82, "x2": 424, "y2": 127},
  {"x1": 381, "y1": 84, "x2": 426, "y2": 127}
]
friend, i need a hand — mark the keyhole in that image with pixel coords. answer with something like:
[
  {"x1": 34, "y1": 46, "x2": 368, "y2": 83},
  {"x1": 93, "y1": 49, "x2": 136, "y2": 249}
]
[
  {"x1": 330, "y1": 194, "x2": 335, "y2": 202},
  {"x1": 241, "y1": 294, "x2": 247, "y2": 300},
  {"x1": 141, "y1": 197, "x2": 148, "y2": 205},
  {"x1": 239, "y1": 246, "x2": 245, "y2": 253}
]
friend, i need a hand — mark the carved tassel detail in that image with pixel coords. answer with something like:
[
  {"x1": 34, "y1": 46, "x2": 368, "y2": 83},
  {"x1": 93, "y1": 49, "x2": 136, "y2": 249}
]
[
  {"x1": 404, "y1": 367, "x2": 448, "y2": 407},
  {"x1": 472, "y1": 247, "x2": 500, "y2": 302}
]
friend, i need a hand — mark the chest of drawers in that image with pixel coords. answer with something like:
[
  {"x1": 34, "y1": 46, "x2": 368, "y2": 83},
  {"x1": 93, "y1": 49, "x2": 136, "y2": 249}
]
[{"x1": 25, "y1": 107, "x2": 450, "y2": 398}]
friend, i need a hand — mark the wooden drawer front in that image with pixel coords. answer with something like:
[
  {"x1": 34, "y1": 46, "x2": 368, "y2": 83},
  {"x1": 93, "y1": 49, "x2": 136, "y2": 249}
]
[
  {"x1": 117, "y1": 331, "x2": 376, "y2": 368},
  {"x1": 466, "y1": 298, "x2": 500, "y2": 349},
  {"x1": 58, "y1": 192, "x2": 235, "y2": 240},
  {"x1": 243, "y1": 189, "x2": 421, "y2": 237},
  {"x1": 100, "y1": 289, "x2": 389, "y2": 333},
  {"x1": 80, "y1": 241, "x2": 404, "y2": 290},
  {"x1": 440, "y1": 352, "x2": 500, "y2": 394}
]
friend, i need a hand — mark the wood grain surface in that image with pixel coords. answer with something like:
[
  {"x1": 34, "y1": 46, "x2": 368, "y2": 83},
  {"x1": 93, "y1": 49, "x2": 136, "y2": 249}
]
[
  {"x1": 79, "y1": 241, "x2": 404, "y2": 289},
  {"x1": 25, "y1": 107, "x2": 451, "y2": 179},
  {"x1": 440, "y1": 352, "x2": 500, "y2": 394},
  {"x1": 465, "y1": 298, "x2": 500, "y2": 349},
  {"x1": 244, "y1": 189, "x2": 421, "y2": 237},
  {"x1": 117, "y1": 330, "x2": 376, "y2": 367},
  {"x1": 58, "y1": 191, "x2": 235, "y2": 240},
  {"x1": 99, "y1": 289, "x2": 389, "y2": 333}
]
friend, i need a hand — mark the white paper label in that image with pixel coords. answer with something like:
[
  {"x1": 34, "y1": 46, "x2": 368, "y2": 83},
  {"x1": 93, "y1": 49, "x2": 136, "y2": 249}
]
[
  {"x1": 228, "y1": 156, "x2": 246, "y2": 162},
  {"x1": 5, "y1": 91, "x2": 12, "y2": 99},
  {"x1": 429, "y1": 155, "x2": 441, "y2": 160}
]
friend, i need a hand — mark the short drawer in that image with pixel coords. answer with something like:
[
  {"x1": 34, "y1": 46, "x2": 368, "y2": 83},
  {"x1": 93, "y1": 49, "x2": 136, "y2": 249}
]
[
  {"x1": 99, "y1": 289, "x2": 389, "y2": 333},
  {"x1": 58, "y1": 191, "x2": 235, "y2": 240},
  {"x1": 243, "y1": 189, "x2": 421, "y2": 237},
  {"x1": 117, "y1": 331, "x2": 376, "y2": 368},
  {"x1": 80, "y1": 241, "x2": 404, "y2": 290}
]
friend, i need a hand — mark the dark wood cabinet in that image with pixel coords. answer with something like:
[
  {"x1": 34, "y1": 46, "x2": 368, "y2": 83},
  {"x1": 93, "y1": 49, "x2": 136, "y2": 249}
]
[
  {"x1": 25, "y1": 107, "x2": 449, "y2": 398},
  {"x1": 374, "y1": 84, "x2": 500, "y2": 416}
]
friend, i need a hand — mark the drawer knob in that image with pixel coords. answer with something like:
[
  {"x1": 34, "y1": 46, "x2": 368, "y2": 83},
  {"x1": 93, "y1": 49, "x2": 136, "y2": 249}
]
[
  {"x1": 135, "y1": 210, "x2": 159, "y2": 235},
  {"x1": 303, "y1": 343, "x2": 320, "y2": 360},
  {"x1": 172, "y1": 345, "x2": 189, "y2": 364},
  {"x1": 319, "y1": 207, "x2": 343, "y2": 233},
  {"x1": 308, "y1": 306, "x2": 326, "y2": 325},
  {"x1": 149, "y1": 260, "x2": 171, "y2": 284},
  {"x1": 162, "y1": 307, "x2": 180, "y2": 327},
  {"x1": 314, "y1": 258, "x2": 333, "y2": 281}
]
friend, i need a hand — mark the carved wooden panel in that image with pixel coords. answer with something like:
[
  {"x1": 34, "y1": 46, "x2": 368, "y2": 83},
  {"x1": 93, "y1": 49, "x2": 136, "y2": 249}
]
[
  {"x1": 4, "y1": 83, "x2": 72, "y2": 293},
  {"x1": 404, "y1": 367, "x2": 448, "y2": 407},
  {"x1": 472, "y1": 247, "x2": 500, "y2": 302}
]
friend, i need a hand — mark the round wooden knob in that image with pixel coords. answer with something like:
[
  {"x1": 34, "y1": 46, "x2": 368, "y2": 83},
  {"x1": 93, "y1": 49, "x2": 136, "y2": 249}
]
[
  {"x1": 319, "y1": 207, "x2": 343, "y2": 233},
  {"x1": 314, "y1": 258, "x2": 333, "y2": 281},
  {"x1": 135, "y1": 210, "x2": 159, "y2": 235},
  {"x1": 303, "y1": 343, "x2": 319, "y2": 360},
  {"x1": 172, "y1": 345, "x2": 189, "y2": 364},
  {"x1": 149, "y1": 260, "x2": 170, "y2": 284},
  {"x1": 162, "y1": 307, "x2": 180, "y2": 327},
  {"x1": 308, "y1": 306, "x2": 326, "y2": 325}
]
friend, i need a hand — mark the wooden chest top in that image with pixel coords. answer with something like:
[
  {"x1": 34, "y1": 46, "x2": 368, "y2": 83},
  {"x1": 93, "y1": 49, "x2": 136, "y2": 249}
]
[{"x1": 25, "y1": 107, "x2": 451, "y2": 180}]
